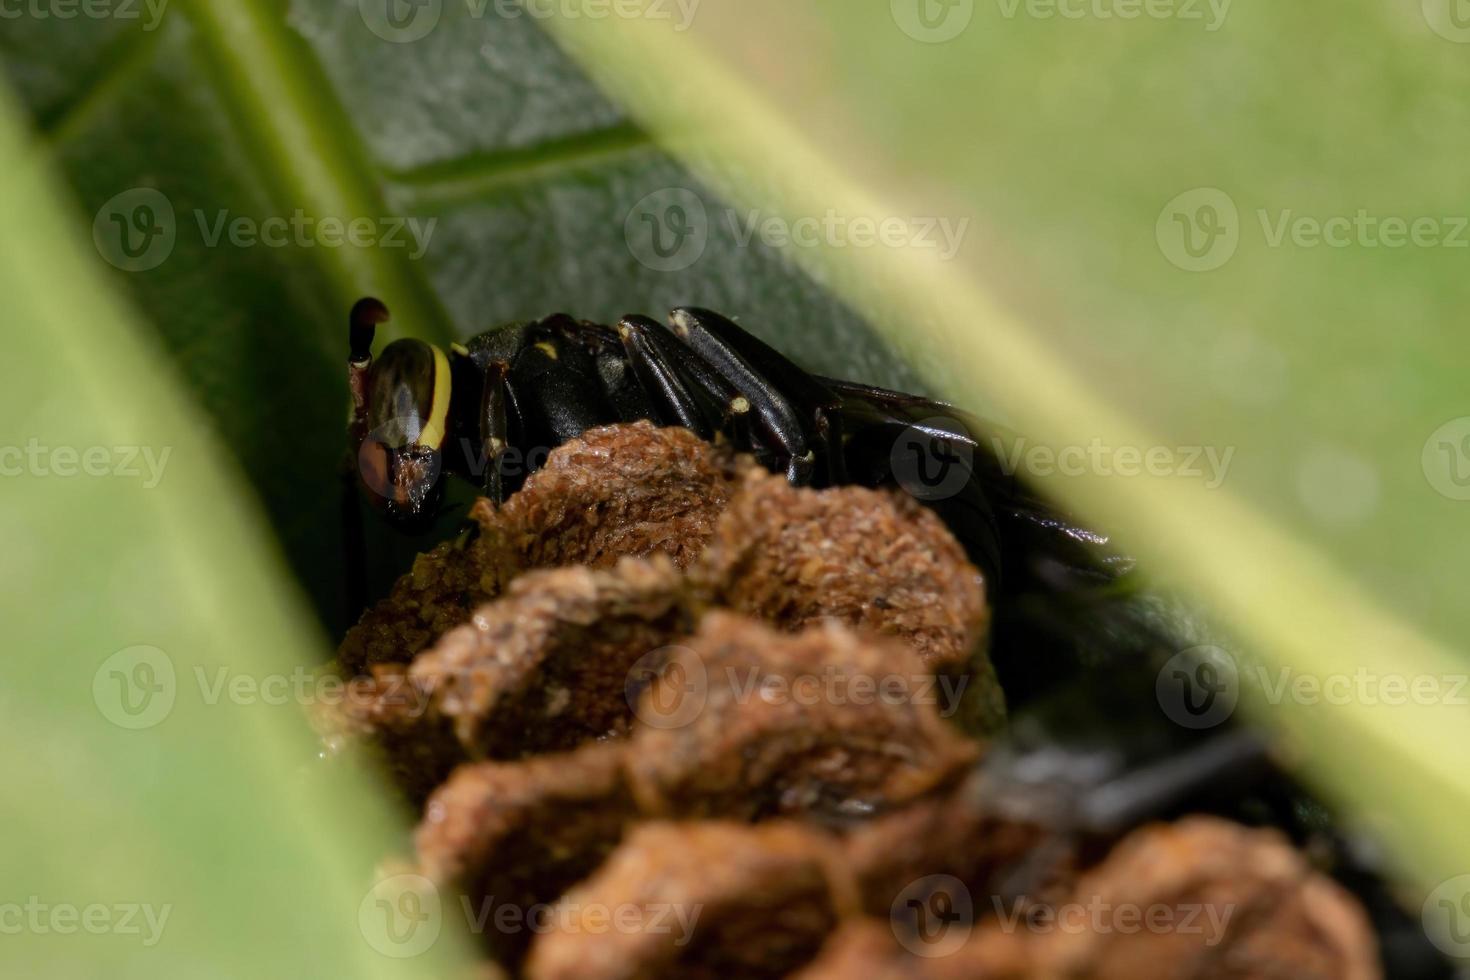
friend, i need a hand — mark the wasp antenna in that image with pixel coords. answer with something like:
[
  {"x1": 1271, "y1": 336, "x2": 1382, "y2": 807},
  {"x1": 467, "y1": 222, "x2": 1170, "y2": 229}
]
[{"x1": 350, "y1": 296, "x2": 390, "y2": 363}]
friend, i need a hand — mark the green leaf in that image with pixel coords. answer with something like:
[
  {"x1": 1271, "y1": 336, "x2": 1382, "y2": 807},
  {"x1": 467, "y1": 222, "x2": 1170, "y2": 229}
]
[{"x1": 0, "y1": 83, "x2": 473, "y2": 977}]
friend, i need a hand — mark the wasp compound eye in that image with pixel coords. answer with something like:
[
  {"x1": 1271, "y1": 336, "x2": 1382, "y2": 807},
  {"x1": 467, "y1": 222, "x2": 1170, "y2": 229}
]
[
  {"x1": 357, "y1": 418, "x2": 445, "y2": 527},
  {"x1": 369, "y1": 338, "x2": 452, "y2": 440}
]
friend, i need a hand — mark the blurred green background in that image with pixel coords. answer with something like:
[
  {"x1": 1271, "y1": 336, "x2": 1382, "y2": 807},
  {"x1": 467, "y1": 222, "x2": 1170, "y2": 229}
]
[{"x1": 4, "y1": 0, "x2": 1470, "y2": 974}]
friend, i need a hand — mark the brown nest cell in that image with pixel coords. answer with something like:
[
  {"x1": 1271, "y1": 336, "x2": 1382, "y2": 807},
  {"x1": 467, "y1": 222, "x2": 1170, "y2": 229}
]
[
  {"x1": 415, "y1": 742, "x2": 638, "y2": 965},
  {"x1": 338, "y1": 422, "x2": 751, "y2": 673},
  {"x1": 327, "y1": 556, "x2": 692, "y2": 803},
  {"x1": 499, "y1": 419, "x2": 754, "y2": 570},
  {"x1": 1028, "y1": 816, "x2": 1380, "y2": 980},
  {"x1": 626, "y1": 612, "x2": 980, "y2": 823},
  {"x1": 696, "y1": 470, "x2": 999, "y2": 732},
  {"x1": 412, "y1": 556, "x2": 694, "y2": 758},
  {"x1": 320, "y1": 666, "x2": 460, "y2": 805},
  {"x1": 522, "y1": 820, "x2": 857, "y2": 980}
]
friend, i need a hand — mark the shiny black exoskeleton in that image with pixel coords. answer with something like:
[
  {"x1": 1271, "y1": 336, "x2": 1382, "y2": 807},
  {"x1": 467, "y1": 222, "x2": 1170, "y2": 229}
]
[{"x1": 346, "y1": 297, "x2": 1124, "y2": 601}]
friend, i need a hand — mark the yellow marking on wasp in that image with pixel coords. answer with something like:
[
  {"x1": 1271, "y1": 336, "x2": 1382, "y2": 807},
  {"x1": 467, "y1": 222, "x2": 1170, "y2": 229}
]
[
  {"x1": 618, "y1": 323, "x2": 632, "y2": 340},
  {"x1": 730, "y1": 396, "x2": 751, "y2": 414},
  {"x1": 535, "y1": 341, "x2": 559, "y2": 360},
  {"x1": 450, "y1": 342, "x2": 470, "y2": 357},
  {"x1": 417, "y1": 345, "x2": 452, "y2": 450}
]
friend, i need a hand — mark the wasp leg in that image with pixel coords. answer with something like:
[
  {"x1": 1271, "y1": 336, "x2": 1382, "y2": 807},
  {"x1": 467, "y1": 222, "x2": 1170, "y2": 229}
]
[
  {"x1": 668, "y1": 307, "x2": 846, "y2": 486},
  {"x1": 1073, "y1": 729, "x2": 1271, "y2": 836},
  {"x1": 817, "y1": 375, "x2": 966, "y2": 414},
  {"x1": 974, "y1": 667, "x2": 1274, "y2": 839},
  {"x1": 832, "y1": 382, "x2": 1131, "y2": 598},
  {"x1": 616, "y1": 315, "x2": 733, "y2": 441},
  {"x1": 479, "y1": 360, "x2": 513, "y2": 504}
]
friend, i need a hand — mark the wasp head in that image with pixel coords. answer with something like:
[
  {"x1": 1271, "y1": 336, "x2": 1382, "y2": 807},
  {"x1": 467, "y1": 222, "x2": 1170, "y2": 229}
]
[{"x1": 357, "y1": 337, "x2": 452, "y2": 532}]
